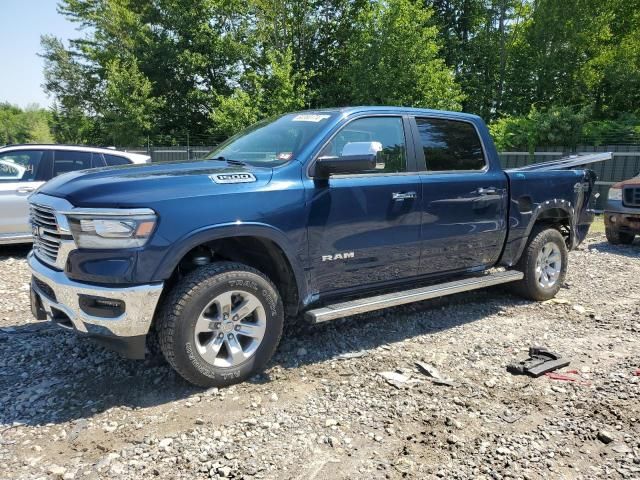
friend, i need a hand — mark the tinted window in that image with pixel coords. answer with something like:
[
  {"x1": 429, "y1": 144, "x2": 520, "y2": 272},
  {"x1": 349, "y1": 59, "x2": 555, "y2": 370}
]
[
  {"x1": 0, "y1": 150, "x2": 44, "y2": 182},
  {"x1": 104, "y1": 154, "x2": 131, "y2": 166},
  {"x1": 320, "y1": 117, "x2": 407, "y2": 174},
  {"x1": 416, "y1": 118, "x2": 485, "y2": 171},
  {"x1": 53, "y1": 150, "x2": 92, "y2": 176},
  {"x1": 91, "y1": 153, "x2": 106, "y2": 168}
]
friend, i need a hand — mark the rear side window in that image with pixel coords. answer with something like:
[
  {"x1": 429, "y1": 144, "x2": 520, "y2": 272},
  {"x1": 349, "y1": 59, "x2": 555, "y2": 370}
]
[
  {"x1": 415, "y1": 118, "x2": 486, "y2": 171},
  {"x1": 104, "y1": 154, "x2": 131, "y2": 166},
  {"x1": 53, "y1": 150, "x2": 92, "y2": 176}
]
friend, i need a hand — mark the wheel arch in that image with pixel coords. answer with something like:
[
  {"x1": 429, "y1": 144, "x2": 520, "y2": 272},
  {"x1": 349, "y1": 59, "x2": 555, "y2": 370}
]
[
  {"x1": 153, "y1": 223, "x2": 308, "y2": 316},
  {"x1": 512, "y1": 201, "x2": 576, "y2": 265}
]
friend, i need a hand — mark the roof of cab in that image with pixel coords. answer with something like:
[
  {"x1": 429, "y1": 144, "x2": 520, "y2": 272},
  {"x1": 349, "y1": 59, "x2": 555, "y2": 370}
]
[{"x1": 297, "y1": 106, "x2": 482, "y2": 122}]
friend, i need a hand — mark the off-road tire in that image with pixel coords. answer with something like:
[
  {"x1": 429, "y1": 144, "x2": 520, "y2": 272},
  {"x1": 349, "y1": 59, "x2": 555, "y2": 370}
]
[
  {"x1": 510, "y1": 226, "x2": 568, "y2": 301},
  {"x1": 605, "y1": 227, "x2": 635, "y2": 245},
  {"x1": 157, "y1": 262, "x2": 284, "y2": 387}
]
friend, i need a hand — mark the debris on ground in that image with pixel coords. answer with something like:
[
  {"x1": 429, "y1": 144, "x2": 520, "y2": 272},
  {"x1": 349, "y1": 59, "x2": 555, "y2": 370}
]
[
  {"x1": 507, "y1": 346, "x2": 570, "y2": 377},
  {"x1": 542, "y1": 297, "x2": 570, "y2": 305},
  {"x1": 378, "y1": 371, "x2": 419, "y2": 389},
  {"x1": 336, "y1": 350, "x2": 368, "y2": 360},
  {"x1": 415, "y1": 361, "x2": 456, "y2": 387},
  {"x1": 543, "y1": 369, "x2": 591, "y2": 386}
]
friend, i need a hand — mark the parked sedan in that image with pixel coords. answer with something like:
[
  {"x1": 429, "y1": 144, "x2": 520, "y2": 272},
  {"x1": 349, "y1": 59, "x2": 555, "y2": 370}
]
[{"x1": 0, "y1": 145, "x2": 150, "y2": 244}]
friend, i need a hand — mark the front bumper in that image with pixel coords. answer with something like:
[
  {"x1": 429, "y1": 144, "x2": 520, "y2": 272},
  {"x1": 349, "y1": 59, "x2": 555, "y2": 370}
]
[
  {"x1": 28, "y1": 252, "x2": 164, "y2": 358},
  {"x1": 604, "y1": 210, "x2": 640, "y2": 234}
]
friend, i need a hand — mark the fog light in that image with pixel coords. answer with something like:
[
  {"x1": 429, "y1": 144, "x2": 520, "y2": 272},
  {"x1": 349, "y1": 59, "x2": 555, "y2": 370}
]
[
  {"x1": 610, "y1": 215, "x2": 617, "y2": 223},
  {"x1": 79, "y1": 295, "x2": 125, "y2": 318}
]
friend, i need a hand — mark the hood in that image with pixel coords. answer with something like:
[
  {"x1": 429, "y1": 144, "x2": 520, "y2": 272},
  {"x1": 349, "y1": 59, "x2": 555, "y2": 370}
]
[{"x1": 39, "y1": 160, "x2": 274, "y2": 207}]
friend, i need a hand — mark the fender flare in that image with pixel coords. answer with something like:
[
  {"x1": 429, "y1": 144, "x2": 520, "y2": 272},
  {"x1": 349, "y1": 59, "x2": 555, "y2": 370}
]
[
  {"x1": 512, "y1": 199, "x2": 577, "y2": 264},
  {"x1": 152, "y1": 222, "x2": 310, "y2": 304}
]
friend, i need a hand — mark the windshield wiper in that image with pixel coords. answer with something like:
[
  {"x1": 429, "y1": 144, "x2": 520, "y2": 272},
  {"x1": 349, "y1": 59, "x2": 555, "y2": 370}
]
[{"x1": 210, "y1": 156, "x2": 247, "y2": 166}]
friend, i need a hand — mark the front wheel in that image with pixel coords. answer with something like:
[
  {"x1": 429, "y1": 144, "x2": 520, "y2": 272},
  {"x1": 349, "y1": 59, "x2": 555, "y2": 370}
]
[
  {"x1": 157, "y1": 262, "x2": 284, "y2": 387},
  {"x1": 605, "y1": 227, "x2": 635, "y2": 245},
  {"x1": 510, "y1": 226, "x2": 568, "y2": 301}
]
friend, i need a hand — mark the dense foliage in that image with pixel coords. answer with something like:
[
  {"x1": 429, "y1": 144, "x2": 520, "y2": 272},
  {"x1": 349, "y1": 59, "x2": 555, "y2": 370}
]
[
  {"x1": 35, "y1": 0, "x2": 640, "y2": 148},
  {"x1": 0, "y1": 103, "x2": 53, "y2": 145}
]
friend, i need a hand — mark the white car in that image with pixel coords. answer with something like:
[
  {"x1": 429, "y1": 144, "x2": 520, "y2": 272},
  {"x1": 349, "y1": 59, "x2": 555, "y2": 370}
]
[{"x1": 0, "y1": 145, "x2": 151, "y2": 244}]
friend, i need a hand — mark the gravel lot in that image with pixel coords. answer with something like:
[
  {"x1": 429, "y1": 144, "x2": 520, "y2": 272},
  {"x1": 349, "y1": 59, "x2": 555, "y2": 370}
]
[{"x1": 1, "y1": 233, "x2": 639, "y2": 480}]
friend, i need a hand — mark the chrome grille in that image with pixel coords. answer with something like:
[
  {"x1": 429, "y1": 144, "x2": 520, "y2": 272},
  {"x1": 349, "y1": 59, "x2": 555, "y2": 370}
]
[
  {"x1": 623, "y1": 187, "x2": 640, "y2": 208},
  {"x1": 30, "y1": 204, "x2": 61, "y2": 265}
]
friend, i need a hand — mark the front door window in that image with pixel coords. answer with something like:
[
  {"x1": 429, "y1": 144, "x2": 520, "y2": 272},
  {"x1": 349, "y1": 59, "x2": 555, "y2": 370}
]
[{"x1": 319, "y1": 116, "x2": 407, "y2": 174}]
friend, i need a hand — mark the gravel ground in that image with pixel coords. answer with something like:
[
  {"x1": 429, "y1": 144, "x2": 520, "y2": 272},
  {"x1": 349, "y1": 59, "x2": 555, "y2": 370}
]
[{"x1": 0, "y1": 233, "x2": 639, "y2": 480}]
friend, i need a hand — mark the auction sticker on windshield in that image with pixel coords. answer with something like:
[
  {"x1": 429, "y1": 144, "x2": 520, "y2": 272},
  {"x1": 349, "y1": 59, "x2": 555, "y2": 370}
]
[{"x1": 292, "y1": 114, "x2": 331, "y2": 122}]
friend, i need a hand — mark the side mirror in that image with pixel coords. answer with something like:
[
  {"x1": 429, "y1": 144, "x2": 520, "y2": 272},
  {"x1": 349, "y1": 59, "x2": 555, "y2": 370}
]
[{"x1": 315, "y1": 141, "x2": 383, "y2": 178}]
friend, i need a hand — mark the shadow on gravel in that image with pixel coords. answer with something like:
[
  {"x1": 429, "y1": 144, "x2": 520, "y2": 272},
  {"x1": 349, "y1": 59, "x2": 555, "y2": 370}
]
[
  {"x1": 0, "y1": 284, "x2": 518, "y2": 427},
  {"x1": 0, "y1": 237, "x2": 520, "y2": 426},
  {"x1": 0, "y1": 244, "x2": 32, "y2": 259},
  {"x1": 277, "y1": 287, "x2": 514, "y2": 372},
  {"x1": 587, "y1": 240, "x2": 640, "y2": 259},
  {"x1": 0, "y1": 323, "x2": 202, "y2": 427}
]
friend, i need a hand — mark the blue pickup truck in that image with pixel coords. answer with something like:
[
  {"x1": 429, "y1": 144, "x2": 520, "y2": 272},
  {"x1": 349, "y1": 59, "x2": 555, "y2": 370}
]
[{"x1": 27, "y1": 107, "x2": 595, "y2": 387}]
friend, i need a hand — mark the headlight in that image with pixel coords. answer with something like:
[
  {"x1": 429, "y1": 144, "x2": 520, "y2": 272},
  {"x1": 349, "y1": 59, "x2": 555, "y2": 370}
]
[
  {"x1": 66, "y1": 209, "x2": 157, "y2": 249},
  {"x1": 607, "y1": 187, "x2": 622, "y2": 201}
]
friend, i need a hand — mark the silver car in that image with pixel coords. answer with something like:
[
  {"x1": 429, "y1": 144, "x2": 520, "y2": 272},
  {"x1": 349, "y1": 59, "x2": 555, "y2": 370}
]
[{"x1": 0, "y1": 145, "x2": 151, "y2": 244}]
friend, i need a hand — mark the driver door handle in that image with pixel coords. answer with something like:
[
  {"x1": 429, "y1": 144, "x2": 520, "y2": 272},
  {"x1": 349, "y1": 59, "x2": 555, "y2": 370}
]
[
  {"x1": 476, "y1": 187, "x2": 497, "y2": 196},
  {"x1": 392, "y1": 191, "x2": 417, "y2": 201},
  {"x1": 16, "y1": 186, "x2": 36, "y2": 194}
]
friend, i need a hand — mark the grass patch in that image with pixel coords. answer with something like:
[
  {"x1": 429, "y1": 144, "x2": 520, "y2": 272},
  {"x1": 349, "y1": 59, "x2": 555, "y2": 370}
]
[{"x1": 590, "y1": 214, "x2": 605, "y2": 234}]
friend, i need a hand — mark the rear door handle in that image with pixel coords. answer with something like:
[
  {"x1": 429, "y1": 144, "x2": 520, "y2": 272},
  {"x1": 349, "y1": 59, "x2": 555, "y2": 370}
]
[
  {"x1": 16, "y1": 186, "x2": 36, "y2": 194},
  {"x1": 476, "y1": 187, "x2": 498, "y2": 196},
  {"x1": 392, "y1": 191, "x2": 417, "y2": 201}
]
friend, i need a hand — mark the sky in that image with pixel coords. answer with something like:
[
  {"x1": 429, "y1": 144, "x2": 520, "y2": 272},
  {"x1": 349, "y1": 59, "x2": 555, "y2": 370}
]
[{"x1": 0, "y1": 0, "x2": 77, "y2": 108}]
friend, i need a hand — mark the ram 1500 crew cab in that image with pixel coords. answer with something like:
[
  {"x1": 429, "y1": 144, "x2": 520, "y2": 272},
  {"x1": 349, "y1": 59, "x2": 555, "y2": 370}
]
[{"x1": 27, "y1": 107, "x2": 596, "y2": 387}]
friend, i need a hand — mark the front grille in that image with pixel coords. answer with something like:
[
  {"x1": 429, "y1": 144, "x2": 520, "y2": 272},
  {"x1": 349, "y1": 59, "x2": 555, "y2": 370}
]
[
  {"x1": 32, "y1": 277, "x2": 56, "y2": 302},
  {"x1": 30, "y1": 203, "x2": 61, "y2": 265},
  {"x1": 623, "y1": 187, "x2": 640, "y2": 208}
]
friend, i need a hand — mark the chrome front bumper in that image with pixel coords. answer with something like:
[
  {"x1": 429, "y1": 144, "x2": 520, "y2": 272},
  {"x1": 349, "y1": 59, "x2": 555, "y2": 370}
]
[{"x1": 28, "y1": 252, "x2": 164, "y2": 339}]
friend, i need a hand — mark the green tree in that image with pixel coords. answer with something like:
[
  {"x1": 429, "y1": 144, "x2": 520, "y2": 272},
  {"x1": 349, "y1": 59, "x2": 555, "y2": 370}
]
[
  {"x1": 0, "y1": 103, "x2": 53, "y2": 145},
  {"x1": 211, "y1": 48, "x2": 307, "y2": 137},
  {"x1": 488, "y1": 0, "x2": 640, "y2": 147},
  {"x1": 425, "y1": 0, "x2": 526, "y2": 120},
  {"x1": 340, "y1": 0, "x2": 464, "y2": 109},
  {"x1": 490, "y1": 106, "x2": 589, "y2": 151},
  {"x1": 43, "y1": 0, "x2": 640, "y2": 146},
  {"x1": 41, "y1": 35, "x2": 100, "y2": 144},
  {"x1": 44, "y1": 0, "x2": 253, "y2": 144},
  {"x1": 102, "y1": 57, "x2": 163, "y2": 145}
]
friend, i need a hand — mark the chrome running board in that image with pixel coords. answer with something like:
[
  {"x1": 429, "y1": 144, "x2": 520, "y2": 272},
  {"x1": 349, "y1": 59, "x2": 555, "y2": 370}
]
[{"x1": 306, "y1": 270, "x2": 524, "y2": 324}]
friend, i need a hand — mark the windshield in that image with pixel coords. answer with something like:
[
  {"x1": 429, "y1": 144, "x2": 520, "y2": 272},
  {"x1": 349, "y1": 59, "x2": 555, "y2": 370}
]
[{"x1": 206, "y1": 112, "x2": 338, "y2": 166}]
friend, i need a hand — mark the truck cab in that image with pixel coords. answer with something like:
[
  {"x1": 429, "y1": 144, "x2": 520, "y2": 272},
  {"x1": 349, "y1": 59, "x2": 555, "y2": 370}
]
[{"x1": 27, "y1": 107, "x2": 595, "y2": 387}]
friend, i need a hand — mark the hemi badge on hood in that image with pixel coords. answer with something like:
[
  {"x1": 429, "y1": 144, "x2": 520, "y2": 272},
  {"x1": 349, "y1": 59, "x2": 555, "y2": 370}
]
[{"x1": 210, "y1": 173, "x2": 257, "y2": 184}]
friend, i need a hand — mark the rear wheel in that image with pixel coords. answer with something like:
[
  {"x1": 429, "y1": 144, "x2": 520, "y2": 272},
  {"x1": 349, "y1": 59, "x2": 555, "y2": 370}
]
[
  {"x1": 605, "y1": 227, "x2": 635, "y2": 245},
  {"x1": 157, "y1": 262, "x2": 284, "y2": 387},
  {"x1": 511, "y1": 226, "x2": 568, "y2": 301}
]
